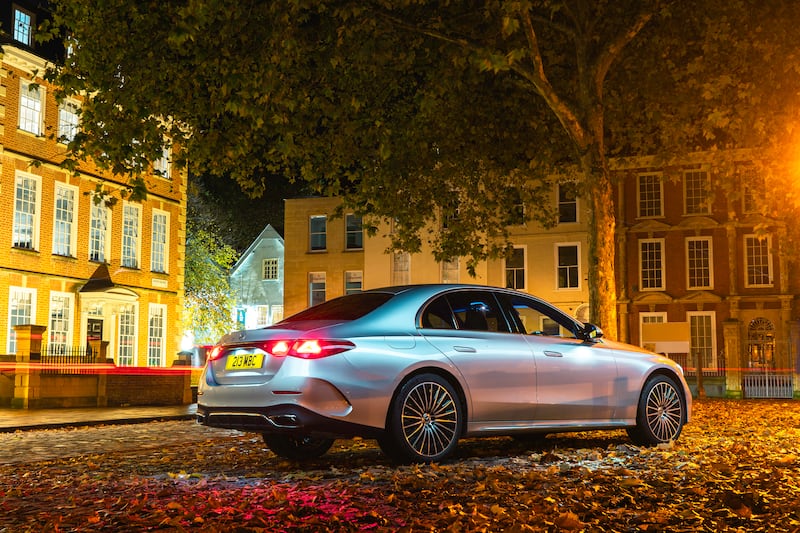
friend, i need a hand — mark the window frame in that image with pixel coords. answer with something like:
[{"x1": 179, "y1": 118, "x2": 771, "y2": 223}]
[
  {"x1": 558, "y1": 182, "x2": 578, "y2": 224},
  {"x1": 504, "y1": 246, "x2": 526, "y2": 290},
  {"x1": 52, "y1": 182, "x2": 78, "y2": 257},
  {"x1": 309, "y1": 215, "x2": 327, "y2": 251},
  {"x1": 153, "y1": 146, "x2": 172, "y2": 180},
  {"x1": 13, "y1": 6, "x2": 34, "y2": 46},
  {"x1": 637, "y1": 173, "x2": 664, "y2": 219},
  {"x1": 7, "y1": 286, "x2": 36, "y2": 354},
  {"x1": 262, "y1": 258, "x2": 279, "y2": 280},
  {"x1": 89, "y1": 202, "x2": 111, "y2": 263},
  {"x1": 12, "y1": 171, "x2": 41, "y2": 251},
  {"x1": 391, "y1": 252, "x2": 411, "y2": 285},
  {"x1": 688, "y1": 311, "x2": 717, "y2": 372},
  {"x1": 345, "y1": 213, "x2": 363, "y2": 250},
  {"x1": 639, "y1": 238, "x2": 665, "y2": 291},
  {"x1": 345, "y1": 270, "x2": 363, "y2": 295},
  {"x1": 147, "y1": 304, "x2": 167, "y2": 367},
  {"x1": 441, "y1": 258, "x2": 460, "y2": 284},
  {"x1": 117, "y1": 304, "x2": 138, "y2": 366},
  {"x1": 19, "y1": 79, "x2": 44, "y2": 136},
  {"x1": 150, "y1": 209, "x2": 169, "y2": 273},
  {"x1": 309, "y1": 272, "x2": 326, "y2": 307},
  {"x1": 555, "y1": 242, "x2": 581, "y2": 290},
  {"x1": 121, "y1": 202, "x2": 141, "y2": 269},
  {"x1": 686, "y1": 236, "x2": 713, "y2": 290},
  {"x1": 744, "y1": 234, "x2": 773, "y2": 288},
  {"x1": 683, "y1": 169, "x2": 711, "y2": 215},
  {"x1": 57, "y1": 99, "x2": 80, "y2": 144},
  {"x1": 638, "y1": 312, "x2": 667, "y2": 349}
]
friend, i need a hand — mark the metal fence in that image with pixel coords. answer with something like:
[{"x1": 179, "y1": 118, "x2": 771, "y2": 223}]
[
  {"x1": 38, "y1": 345, "x2": 98, "y2": 374},
  {"x1": 742, "y1": 374, "x2": 795, "y2": 399}
]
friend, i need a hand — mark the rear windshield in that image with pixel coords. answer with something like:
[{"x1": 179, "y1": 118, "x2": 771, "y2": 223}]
[{"x1": 280, "y1": 292, "x2": 394, "y2": 322}]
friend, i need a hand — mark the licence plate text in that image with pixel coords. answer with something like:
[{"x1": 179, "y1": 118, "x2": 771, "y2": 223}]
[{"x1": 225, "y1": 352, "x2": 264, "y2": 370}]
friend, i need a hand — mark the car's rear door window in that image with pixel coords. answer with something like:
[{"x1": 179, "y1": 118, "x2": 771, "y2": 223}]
[
  {"x1": 420, "y1": 295, "x2": 457, "y2": 329},
  {"x1": 446, "y1": 291, "x2": 510, "y2": 332}
]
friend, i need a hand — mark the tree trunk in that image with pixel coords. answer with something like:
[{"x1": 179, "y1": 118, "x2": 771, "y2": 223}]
[{"x1": 584, "y1": 161, "x2": 619, "y2": 341}]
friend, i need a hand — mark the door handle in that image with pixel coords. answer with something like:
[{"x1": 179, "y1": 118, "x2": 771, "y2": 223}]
[
  {"x1": 544, "y1": 351, "x2": 563, "y2": 357},
  {"x1": 453, "y1": 346, "x2": 477, "y2": 353}
]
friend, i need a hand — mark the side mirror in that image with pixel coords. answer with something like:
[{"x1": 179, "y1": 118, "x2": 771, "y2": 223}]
[{"x1": 581, "y1": 323, "x2": 603, "y2": 341}]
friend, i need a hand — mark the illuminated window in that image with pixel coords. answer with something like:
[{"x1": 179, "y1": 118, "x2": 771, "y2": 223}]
[
  {"x1": 147, "y1": 305, "x2": 166, "y2": 366},
  {"x1": 639, "y1": 239, "x2": 665, "y2": 290},
  {"x1": 19, "y1": 80, "x2": 43, "y2": 135},
  {"x1": 684, "y1": 170, "x2": 711, "y2": 215},
  {"x1": 256, "y1": 305, "x2": 270, "y2": 326},
  {"x1": 48, "y1": 293, "x2": 74, "y2": 355},
  {"x1": 53, "y1": 184, "x2": 77, "y2": 257},
  {"x1": 686, "y1": 237, "x2": 713, "y2": 289},
  {"x1": 154, "y1": 146, "x2": 171, "y2": 180},
  {"x1": 122, "y1": 203, "x2": 140, "y2": 268},
  {"x1": 117, "y1": 305, "x2": 137, "y2": 366},
  {"x1": 688, "y1": 312, "x2": 717, "y2": 371},
  {"x1": 58, "y1": 100, "x2": 80, "y2": 143},
  {"x1": 638, "y1": 173, "x2": 663, "y2": 218},
  {"x1": 89, "y1": 202, "x2": 109, "y2": 262},
  {"x1": 13, "y1": 7, "x2": 33, "y2": 46},
  {"x1": 12, "y1": 172, "x2": 40, "y2": 250},
  {"x1": 150, "y1": 210, "x2": 169, "y2": 273},
  {"x1": 7, "y1": 287, "x2": 36, "y2": 354},
  {"x1": 262, "y1": 258, "x2": 279, "y2": 280}
]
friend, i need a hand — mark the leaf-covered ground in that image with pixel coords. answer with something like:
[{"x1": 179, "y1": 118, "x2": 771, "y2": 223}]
[{"x1": 1, "y1": 399, "x2": 799, "y2": 532}]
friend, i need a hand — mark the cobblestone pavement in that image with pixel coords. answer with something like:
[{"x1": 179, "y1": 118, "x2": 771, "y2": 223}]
[{"x1": 0, "y1": 420, "x2": 241, "y2": 465}]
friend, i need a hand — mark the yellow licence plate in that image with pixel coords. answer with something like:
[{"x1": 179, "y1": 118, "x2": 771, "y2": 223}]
[{"x1": 225, "y1": 352, "x2": 264, "y2": 370}]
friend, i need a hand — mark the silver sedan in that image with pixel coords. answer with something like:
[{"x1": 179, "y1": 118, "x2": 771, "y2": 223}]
[{"x1": 197, "y1": 285, "x2": 691, "y2": 462}]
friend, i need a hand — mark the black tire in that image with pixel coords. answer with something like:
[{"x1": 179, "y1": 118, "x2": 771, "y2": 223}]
[
  {"x1": 627, "y1": 374, "x2": 685, "y2": 446},
  {"x1": 382, "y1": 373, "x2": 462, "y2": 463},
  {"x1": 262, "y1": 434, "x2": 334, "y2": 460}
]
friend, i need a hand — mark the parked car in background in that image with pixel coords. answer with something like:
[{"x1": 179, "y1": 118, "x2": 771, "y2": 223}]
[{"x1": 197, "y1": 284, "x2": 691, "y2": 462}]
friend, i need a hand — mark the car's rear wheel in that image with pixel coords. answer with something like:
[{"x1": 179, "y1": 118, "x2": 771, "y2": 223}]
[
  {"x1": 262, "y1": 434, "x2": 334, "y2": 460},
  {"x1": 627, "y1": 374, "x2": 685, "y2": 446},
  {"x1": 382, "y1": 373, "x2": 462, "y2": 463}
]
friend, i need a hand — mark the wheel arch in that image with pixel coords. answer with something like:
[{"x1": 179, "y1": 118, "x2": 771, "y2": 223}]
[
  {"x1": 384, "y1": 367, "x2": 469, "y2": 436},
  {"x1": 639, "y1": 368, "x2": 690, "y2": 423}
]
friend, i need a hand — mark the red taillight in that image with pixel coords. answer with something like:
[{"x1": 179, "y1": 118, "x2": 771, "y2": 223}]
[
  {"x1": 290, "y1": 339, "x2": 355, "y2": 359},
  {"x1": 261, "y1": 339, "x2": 356, "y2": 359},
  {"x1": 207, "y1": 345, "x2": 224, "y2": 361}
]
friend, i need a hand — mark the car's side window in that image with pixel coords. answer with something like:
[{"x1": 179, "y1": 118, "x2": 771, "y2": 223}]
[
  {"x1": 420, "y1": 295, "x2": 457, "y2": 329},
  {"x1": 497, "y1": 293, "x2": 578, "y2": 338},
  {"x1": 445, "y1": 291, "x2": 510, "y2": 333}
]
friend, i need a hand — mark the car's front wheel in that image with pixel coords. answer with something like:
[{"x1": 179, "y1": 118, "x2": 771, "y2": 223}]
[
  {"x1": 262, "y1": 434, "x2": 334, "y2": 460},
  {"x1": 627, "y1": 374, "x2": 685, "y2": 446},
  {"x1": 381, "y1": 373, "x2": 462, "y2": 463}
]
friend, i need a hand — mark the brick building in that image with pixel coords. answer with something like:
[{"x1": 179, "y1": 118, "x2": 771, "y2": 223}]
[
  {"x1": 0, "y1": 2, "x2": 187, "y2": 369},
  {"x1": 615, "y1": 154, "x2": 799, "y2": 398}
]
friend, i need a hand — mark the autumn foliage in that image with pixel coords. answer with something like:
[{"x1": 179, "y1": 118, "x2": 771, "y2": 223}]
[{"x1": 1, "y1": 399, "x2": 799, "y2": 531}]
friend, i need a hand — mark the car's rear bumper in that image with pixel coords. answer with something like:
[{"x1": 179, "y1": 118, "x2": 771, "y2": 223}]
[{"x1": 196, "y1": 403, "x2": 383, "y2": 439}]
